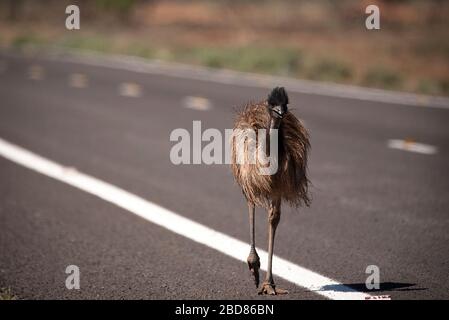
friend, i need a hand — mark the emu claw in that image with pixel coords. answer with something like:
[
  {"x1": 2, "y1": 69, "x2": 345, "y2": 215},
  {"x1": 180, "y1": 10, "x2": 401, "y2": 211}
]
[{"x1": 258, "y1": 282, "x2": 289, "y2": 295}]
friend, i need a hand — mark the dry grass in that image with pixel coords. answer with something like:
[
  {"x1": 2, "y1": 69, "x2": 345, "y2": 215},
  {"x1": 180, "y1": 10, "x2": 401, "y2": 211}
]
[{"x1": 1, "y1": 0, "x2": 448, "y2": 95}]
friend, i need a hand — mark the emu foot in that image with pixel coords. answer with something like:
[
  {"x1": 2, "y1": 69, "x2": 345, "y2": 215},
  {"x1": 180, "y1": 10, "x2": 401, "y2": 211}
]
[
  {"x1": 258, "y1": 282, "x2": 289, "y2": 295},
  {"x1": 247, "y1": 253, "x2": 260, "y2": 288}
]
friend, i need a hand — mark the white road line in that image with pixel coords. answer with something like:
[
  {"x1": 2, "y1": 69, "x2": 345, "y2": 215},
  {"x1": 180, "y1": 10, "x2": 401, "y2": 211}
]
[
  {"x1": 28, "y1": 65, "x2": 45, "y2": 80},
  {"x1": 184, "y1": 96, "x2": 212, "y2": 111},
  {"x1": 387, "y1": 139, "x2": 437, "y2": 155},
  {"x1": 119, "y1": 82, "x2": 142, "y2": 98},
  {"x1": 0, "y1": 137, "x2": 371, "y2": 300},
  {"x1": 69, "y1": 73, "x2": 88, "y2": 88}
]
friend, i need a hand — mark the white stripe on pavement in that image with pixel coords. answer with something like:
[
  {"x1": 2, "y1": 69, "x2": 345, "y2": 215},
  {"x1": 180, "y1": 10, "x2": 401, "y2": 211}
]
[
  {"x1": 28, "y1": 65, "x2": 45, "y2": 80},
  {"x1": 35, "y1": 50, "x2": 449, "y2": 109},
  {"x1": 388, "y1": 139, "x2": 437, "y2": 155},
  {"x1": 119, "y1": 82, "x2": 142, "y2": 97},
  {"x1": 184, "y1": 96, "x2": 212, "y2": 111},
  {"x1": 0, "y1": 137, "x2": 371, "y2": 300},
  {"x1": 69, "y1": 73, "x2": 88, "y2": 88}
]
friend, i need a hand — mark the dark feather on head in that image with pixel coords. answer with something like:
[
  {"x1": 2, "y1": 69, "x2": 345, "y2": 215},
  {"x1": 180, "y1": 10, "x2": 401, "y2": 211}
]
[{"x1": 267, "y1": 87, "x2": 289, "y2": 107}]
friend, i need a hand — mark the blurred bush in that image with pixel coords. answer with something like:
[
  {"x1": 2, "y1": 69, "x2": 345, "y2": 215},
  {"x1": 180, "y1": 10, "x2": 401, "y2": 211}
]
[
  {"x1": 94, "y1": 0, "x2": 139, "y2": 22},
  {"x1": 180, "y1": 47, "x2": 302, "y2": 76},
  {"x1": 95, "y1": 0, "x2": 137, "y2": 12},
  {"x1": 1, "y1": 0, "x2": 448, "y2": 95},
  {"x1": 306, "y1": 59, "x2": 353, "y2": 83},
  {"x1": 363, "y1": 67, "x2": 403, "y2": 90}
]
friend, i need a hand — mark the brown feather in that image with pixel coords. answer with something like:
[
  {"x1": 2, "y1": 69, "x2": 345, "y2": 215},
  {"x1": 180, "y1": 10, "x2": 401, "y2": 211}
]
[{"x1": 230, "y1": 100, "x2": 311, "y2": 209}]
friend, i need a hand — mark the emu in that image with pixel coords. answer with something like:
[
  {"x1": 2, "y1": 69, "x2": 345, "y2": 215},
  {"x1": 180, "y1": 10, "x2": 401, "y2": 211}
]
[{"x1": 231, "y1": 87, "x2": 311, "y2": 295}]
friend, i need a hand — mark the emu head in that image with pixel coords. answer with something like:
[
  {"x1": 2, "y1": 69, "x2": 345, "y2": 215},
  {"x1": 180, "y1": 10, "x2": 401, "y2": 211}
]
[{"x1": 267, "y1": 87, "x2": 289, "y2": 119}]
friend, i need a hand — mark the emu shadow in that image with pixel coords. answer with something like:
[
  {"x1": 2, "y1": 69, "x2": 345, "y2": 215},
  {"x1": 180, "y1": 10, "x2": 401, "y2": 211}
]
[{"x1": 320, "y1": 282, "x2": 427, "y2": 293}]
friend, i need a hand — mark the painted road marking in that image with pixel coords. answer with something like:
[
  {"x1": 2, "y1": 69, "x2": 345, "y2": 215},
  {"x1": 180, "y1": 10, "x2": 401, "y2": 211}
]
[
  {"x1": 0, "y1": 137, "x2": 372, "y2": 300},
  {"x1": 26, "y1": 51, "x2": 449, "y2": 109},
  {"x1": 388, "y1": 139, "x2": 437, "y2": 155},
  {"x1": 184, "y1": 96, "x2": 212, "y2": 111},
  {"x1": 28, "y1": 65, "x2": 45, "y2": 80},
  {"x1": 119, "y1": 82, "x2": 142, "y2": 98},
  {"x1": 69, "y1": 73, "x2": 88, "y2": 88}
]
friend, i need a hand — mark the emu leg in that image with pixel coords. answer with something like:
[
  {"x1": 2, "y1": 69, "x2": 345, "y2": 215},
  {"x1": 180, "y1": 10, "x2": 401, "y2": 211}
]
[
  {"x1": 246, "y1": 201, "x2": 260, "y2": 287},
  {"x1": 259, "y1": 198, "x2": 288, "y2": 295}
]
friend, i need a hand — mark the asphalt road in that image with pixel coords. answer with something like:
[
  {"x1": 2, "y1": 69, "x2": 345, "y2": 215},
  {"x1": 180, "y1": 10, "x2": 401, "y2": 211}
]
[{"x1": 0, "y1": 51, "x2": 448, "y2": 300}]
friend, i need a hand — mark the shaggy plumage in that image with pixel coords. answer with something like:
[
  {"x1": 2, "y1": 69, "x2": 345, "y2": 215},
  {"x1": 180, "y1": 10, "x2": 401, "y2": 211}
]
[{"x1": 231, "y1": 96, "x2": 311, "y2": 209}]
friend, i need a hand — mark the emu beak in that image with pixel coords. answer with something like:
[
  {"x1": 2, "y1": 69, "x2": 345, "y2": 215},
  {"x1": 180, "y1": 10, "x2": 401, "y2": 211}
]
[{"x1": 272, "y1": 105, "x2": 286, "y2": 119}]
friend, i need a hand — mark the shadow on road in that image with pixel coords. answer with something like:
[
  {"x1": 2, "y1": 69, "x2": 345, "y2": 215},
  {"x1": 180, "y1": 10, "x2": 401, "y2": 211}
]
[{"x1": 320, "y1": 282, "x2": 427, "y2": 293}]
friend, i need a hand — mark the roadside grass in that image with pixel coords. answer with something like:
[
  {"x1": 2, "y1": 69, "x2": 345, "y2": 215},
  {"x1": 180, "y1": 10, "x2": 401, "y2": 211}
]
[
  {"x1": 9, "y1": 33, "x2": 306, "y2": 76},
  {"x1": 0, "y1": 287, "x2": 18, "y2": 300},
  {"x1": 12, "y1": 34, "x2": 48, "y2": 48},
  {"x1": 6, "y1": 31, "x2": 449, "y2": 96},
  {"x1": 362, "y1": 67, "x2": 404, "y2": 91},
  {"x1": 417, "y1": 79, "x2": 449, "y2": 96},
  {"x1": 58, "y1": 35, "x2": 113, "y2": 54},
  {"x1": 173, "y1": 46, "x2": 302, "y2": 77},
  {"x1": 305, "y1": 58, "x2": 353, "y2": 83}
]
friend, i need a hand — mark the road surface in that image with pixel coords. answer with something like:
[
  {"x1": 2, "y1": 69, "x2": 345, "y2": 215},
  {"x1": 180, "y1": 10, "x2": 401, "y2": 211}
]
[{"x1": 0, "y1": 50, "x2": 448, "y2": 299}]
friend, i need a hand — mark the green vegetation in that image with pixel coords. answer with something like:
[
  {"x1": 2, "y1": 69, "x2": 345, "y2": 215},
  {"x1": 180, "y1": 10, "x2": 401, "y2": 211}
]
[
  {"x1": 58, "y1": 36, "x2": 113, "y2": 53},
  {"x1": 95, "y1": 0, "x2": 137, "y2": 12},
  {"x1": 5, "y1": 33, "x2": 416, "y2": 93},
  {"x1": 362, "y1": 67, "x2": 403, "y2": 90},
  {"x1": 417, "y1": 79, "x2": 449, "y2": 96},
  {"x1": 3, "y1": 0, "x2": 448, "y2": 96},
  {"x1": 12, "y1": 34, "x2": 47, "y2": 48},
  {"x1": 176, "y1": 47, "x2": 302, "y2": 76},
  {"x1": 305, "y1": 58, "x2": 353, "y2": 83}
]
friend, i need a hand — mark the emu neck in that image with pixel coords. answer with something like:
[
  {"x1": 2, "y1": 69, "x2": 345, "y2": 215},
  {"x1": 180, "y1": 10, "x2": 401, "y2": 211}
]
[
  {"x1": 268, "y1": 114, "x2": 282, "y2": 131},
  {"x1": 265, "y1": 114, "x2": 281, "y2": 155}
]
